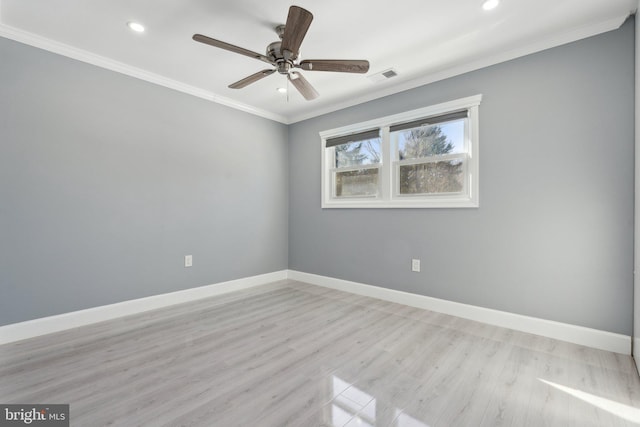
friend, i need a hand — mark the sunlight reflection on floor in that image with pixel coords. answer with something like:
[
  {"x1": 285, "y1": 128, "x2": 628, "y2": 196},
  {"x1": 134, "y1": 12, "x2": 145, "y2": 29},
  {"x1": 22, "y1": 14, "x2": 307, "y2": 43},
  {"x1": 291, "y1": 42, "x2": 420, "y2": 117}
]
[
  {"x1": 332, "y1": 375, "x2": 430, "y2": 427},
  {"x1": 539, "y1": 379, "x2": 640, "y2": 424}
]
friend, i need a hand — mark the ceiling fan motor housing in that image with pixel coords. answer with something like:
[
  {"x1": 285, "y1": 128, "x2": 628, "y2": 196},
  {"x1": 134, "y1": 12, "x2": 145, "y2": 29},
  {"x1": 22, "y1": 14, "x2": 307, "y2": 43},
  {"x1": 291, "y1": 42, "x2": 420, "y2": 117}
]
[{"x1": 267, "y1": 39, "x2": 297, "y2": 75}]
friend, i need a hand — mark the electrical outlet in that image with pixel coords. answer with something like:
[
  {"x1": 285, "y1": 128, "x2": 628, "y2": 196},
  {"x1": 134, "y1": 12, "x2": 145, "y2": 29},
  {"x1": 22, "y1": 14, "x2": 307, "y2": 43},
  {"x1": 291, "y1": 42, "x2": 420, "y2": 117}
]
[
  {"x1": 185, "y1": 255, "x2": 193, "y2": 268},
  {"x1": 411, "y1": 259, "x2": 421, "y2": 272}
]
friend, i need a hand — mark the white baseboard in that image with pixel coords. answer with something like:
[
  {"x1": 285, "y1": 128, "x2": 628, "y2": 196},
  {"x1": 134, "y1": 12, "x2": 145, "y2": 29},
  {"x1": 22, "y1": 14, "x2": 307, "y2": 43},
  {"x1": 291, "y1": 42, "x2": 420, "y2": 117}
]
[
  {"x1": 1, "y1": 269, "x2": 630, "y2": 355},
  {"x1": 0, "y1": 270, "x2": 288, "y2": 345},
  {"x1": 287, "y1": 270, "x2": 631, "y2": 355}
]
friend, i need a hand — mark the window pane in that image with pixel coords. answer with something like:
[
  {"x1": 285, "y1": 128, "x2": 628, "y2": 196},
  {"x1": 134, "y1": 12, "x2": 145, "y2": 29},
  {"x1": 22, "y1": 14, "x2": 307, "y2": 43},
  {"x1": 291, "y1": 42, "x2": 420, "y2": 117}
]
[
  {"x1": 396, "y1": 119, "x2": 464, "y2": 160},
  {"x1": 335, "y1": 168, "x2": 379, "y2": 197},
  {"x1": 399, "y1": 160, "x2": 464, "y2": 194},
  {"x1": 335, "y1": 138, "x2": 381, "y2": 168}
]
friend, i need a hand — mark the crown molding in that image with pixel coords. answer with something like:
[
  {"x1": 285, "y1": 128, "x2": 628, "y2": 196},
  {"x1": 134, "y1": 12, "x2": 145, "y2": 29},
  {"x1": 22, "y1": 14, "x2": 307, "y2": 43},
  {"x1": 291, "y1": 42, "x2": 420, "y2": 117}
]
[
  {"x1": 0, "y1": 23, "x2": 289, "y2": 124},
  {"x1": 0, "y1": 11, "x2": 630, "y2": 125},
  {"x1": 286, "y1": 13, "x2": 631, "y2": 124}
]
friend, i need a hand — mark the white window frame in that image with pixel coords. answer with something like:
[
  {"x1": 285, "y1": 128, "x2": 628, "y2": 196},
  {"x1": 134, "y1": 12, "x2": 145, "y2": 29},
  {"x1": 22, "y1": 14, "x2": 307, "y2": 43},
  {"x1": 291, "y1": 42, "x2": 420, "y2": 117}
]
[{"x1": 320, "y1": 94, "x2": 481, "y2": 208}]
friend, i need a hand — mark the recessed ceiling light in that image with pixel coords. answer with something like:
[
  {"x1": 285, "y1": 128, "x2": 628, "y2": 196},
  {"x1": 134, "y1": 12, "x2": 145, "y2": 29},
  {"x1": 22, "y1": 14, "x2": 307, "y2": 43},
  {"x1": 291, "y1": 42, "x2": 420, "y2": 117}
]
[
  {"x1": 277, "y1": 87, "x2": 287, "y2": 94},
  {"x1": 127, "y1": 21, "x2": 145, "y2": 33},
  {"x1": 482, "y1": 0, "x2": 499, "y2": 11}
]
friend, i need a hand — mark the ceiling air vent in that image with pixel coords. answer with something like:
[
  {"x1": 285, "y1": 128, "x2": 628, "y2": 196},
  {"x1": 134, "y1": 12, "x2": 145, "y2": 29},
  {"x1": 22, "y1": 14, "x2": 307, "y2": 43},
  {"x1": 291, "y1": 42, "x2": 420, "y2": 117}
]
[{"x1": 368, "y1": 68, "x2": 398, "y2": 84}]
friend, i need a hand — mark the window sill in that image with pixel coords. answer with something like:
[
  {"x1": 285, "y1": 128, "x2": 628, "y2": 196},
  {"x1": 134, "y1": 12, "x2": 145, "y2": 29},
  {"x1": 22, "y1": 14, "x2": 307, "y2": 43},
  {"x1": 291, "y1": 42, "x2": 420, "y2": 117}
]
[{"x1": 322, "y1": 198, "x2": 479, "y2": 209}]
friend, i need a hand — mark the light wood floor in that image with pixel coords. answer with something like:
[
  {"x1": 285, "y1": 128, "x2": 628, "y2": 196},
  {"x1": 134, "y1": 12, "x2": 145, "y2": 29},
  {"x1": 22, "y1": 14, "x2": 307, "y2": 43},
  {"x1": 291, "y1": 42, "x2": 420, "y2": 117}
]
[{"x1": 1, "y1": 280, "x2": 639, "y2": 426}]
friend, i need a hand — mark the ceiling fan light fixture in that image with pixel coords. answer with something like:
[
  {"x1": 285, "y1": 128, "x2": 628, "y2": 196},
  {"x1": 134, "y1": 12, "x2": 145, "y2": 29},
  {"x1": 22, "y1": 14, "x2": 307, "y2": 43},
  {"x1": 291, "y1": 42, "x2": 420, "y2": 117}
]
[
  {"x1": 482, "y1": 0, "x2": 500, "y2": 11},
  {"x1": 127, "y1": 21, "x2": 145, "y2": 33}
]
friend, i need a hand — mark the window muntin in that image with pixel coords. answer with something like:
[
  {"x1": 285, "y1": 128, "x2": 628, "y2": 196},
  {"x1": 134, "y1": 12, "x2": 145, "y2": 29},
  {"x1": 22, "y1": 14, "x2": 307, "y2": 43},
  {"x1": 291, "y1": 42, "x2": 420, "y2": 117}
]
[{"x1": 320, "y1": 95, "x2": 481, "y2": 208}]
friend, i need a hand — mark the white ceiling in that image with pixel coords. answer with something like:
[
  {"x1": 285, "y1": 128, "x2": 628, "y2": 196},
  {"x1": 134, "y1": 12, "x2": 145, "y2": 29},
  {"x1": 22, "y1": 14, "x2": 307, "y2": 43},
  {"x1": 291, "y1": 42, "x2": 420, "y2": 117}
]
[{"x1": 0, "y1": 0, "x2": 635, "y2": 124}]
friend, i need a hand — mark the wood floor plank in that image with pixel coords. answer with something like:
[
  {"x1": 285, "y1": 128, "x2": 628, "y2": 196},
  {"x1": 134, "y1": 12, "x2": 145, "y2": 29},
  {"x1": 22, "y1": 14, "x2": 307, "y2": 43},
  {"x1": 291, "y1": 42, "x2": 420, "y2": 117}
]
[{"x1": 1, "y1": 279, "x2": 638, "y2": 427}]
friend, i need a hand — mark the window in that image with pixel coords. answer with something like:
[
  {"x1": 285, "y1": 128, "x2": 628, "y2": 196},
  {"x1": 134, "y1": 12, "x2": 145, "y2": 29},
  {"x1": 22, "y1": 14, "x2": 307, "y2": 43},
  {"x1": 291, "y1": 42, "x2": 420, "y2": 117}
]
[
  {"x1": 321, "y1": 95, "x2": 481, "y2": 208},
  {"x1": 328, "y1": 129, "x2": 381, "y2": 198}
]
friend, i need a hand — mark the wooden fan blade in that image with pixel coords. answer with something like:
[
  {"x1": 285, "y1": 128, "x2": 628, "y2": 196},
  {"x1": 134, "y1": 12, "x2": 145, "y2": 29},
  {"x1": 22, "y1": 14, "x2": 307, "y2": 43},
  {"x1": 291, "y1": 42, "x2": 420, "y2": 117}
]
[
  {"x1": 228, "y1": 69, "x2": 276, "y2": 89},
  {"x1": 298, "y1": 60, "x2": 370, "y2": 73},
  {"x1": 193, "y1": 34, "x2": 273, "y2": 65},
  {"x1": 280, "y1": 6, "x2": 313, "y2": 60},
  {"x1": 288, "y1": 71, "x2": 318, "y2": 100}
]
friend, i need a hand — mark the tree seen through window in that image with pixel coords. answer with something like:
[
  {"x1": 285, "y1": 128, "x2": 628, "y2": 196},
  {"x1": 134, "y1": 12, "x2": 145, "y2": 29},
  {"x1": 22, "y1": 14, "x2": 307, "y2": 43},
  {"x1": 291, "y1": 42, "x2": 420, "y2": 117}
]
[{"x1": 397, "y1": 124, "x2": 464, "y2": 194}]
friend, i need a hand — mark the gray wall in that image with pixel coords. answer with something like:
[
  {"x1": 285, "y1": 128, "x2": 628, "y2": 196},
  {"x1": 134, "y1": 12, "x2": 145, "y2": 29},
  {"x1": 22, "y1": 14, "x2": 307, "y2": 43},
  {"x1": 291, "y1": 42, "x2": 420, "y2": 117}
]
[
  {"x1": 0, "y1": 37, "x2": 289, "y2": 326},
  {"x1": 1, "y1": 19, "x2": 634, "y2": 336},
  {"x1": 289, "y1": 19, "x2": 635, "y2": 335}
]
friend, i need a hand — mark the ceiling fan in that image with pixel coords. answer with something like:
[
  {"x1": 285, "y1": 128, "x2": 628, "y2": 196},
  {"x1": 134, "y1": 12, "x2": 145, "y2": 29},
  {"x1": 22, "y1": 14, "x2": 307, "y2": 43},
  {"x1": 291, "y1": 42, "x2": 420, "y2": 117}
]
[{"x1": 192, "y1": 5, "x2": 370, "y2": 101}]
